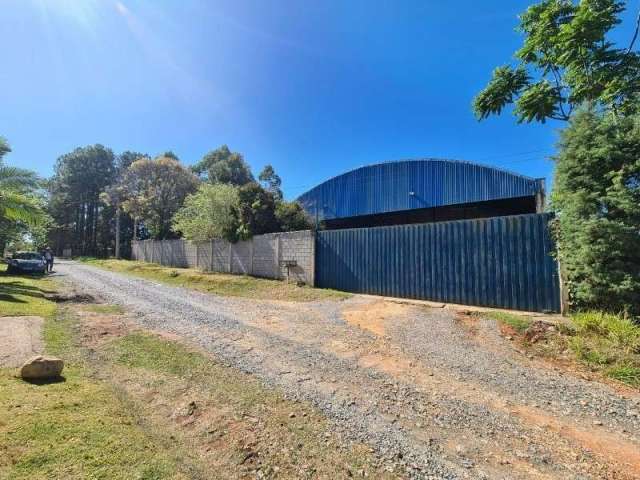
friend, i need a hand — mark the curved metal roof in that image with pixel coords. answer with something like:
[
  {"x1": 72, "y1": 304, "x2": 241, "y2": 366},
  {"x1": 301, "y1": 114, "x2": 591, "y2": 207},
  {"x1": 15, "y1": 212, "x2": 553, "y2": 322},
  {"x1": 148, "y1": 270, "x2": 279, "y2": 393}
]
[{"x1": 297, "y1": 159, "x2": 544, "y2": 221}]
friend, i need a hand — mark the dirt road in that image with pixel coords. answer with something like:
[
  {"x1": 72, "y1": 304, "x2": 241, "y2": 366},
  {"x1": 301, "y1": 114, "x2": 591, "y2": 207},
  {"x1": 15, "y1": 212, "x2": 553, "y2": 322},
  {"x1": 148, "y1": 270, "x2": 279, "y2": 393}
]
[{"x1": 55, "y1": 261, "x2": 640, "y2": 479}]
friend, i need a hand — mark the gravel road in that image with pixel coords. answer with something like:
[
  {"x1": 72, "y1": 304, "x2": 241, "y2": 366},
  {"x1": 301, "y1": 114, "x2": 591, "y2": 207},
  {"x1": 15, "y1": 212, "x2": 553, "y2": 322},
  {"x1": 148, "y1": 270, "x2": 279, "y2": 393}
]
[{"x1": 55, "y1": 261, "x2": 640, "y2": 480}]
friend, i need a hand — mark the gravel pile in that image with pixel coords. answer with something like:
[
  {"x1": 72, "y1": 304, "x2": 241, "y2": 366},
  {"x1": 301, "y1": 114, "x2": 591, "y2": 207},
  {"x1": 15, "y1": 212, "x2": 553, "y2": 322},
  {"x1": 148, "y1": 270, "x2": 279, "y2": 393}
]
[{"x1": 56, "y1": 261, "x2": 640, "y2": 480}]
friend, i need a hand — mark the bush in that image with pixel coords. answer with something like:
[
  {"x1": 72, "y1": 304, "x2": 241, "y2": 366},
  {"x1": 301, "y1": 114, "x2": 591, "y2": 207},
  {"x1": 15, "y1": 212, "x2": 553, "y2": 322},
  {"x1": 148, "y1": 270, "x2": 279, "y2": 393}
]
[
  {"x1": 172, "y1": 183, "x2": 239, "y2": 242},
  {"x1": 572, "y1": 312, "x2": 640, "y2": 355},
  {"x1": 606, "y1": 364, "x2": 640, "y2": 386}
]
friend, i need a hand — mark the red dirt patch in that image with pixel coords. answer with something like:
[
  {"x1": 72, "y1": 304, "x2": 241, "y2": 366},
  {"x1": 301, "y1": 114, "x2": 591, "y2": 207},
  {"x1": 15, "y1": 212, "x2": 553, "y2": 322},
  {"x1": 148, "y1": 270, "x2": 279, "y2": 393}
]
[{"x1": 342, "y1": 300, "x2": 410, "y2": 337}]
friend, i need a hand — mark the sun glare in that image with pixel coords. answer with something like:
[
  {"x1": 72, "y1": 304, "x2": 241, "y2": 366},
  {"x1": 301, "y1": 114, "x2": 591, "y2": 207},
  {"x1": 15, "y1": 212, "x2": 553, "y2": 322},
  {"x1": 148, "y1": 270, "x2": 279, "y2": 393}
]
[{"x1": 33, "y1": 0, "x2": 105, "y2": 31}]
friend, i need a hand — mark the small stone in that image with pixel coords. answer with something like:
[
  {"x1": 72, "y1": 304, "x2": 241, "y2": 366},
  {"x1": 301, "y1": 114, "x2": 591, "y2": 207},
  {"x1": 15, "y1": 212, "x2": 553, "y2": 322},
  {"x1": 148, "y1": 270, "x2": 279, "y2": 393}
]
[
  {"x1": 289, "y1": 412, "x2": 296, "y2": 418},
  {"x1": 461, "y1": 459, "x2": 474, "y2": 469},
  {"x1": 20, "y1": 356, "x2": 64, "y2": 380},
  {"x1": 593, "y1": 420, "x2": 603, "y2": 426}
]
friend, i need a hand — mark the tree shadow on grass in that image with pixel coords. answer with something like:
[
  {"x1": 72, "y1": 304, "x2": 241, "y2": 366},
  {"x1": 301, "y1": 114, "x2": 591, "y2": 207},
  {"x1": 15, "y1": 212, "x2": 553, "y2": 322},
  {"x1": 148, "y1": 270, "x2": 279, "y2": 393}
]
[
  {"x1": 0, "y1": 278, "x2": 57, "y2": 305},
  {"x1": 0, "y1": 293, "x2": 27, "y2": 303}
]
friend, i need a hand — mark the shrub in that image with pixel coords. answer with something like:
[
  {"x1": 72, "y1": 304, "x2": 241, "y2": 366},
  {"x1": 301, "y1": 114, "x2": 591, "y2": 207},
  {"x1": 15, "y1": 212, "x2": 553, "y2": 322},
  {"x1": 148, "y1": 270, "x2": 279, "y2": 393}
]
[
  {"x1": 172, "y1": 183, "x2": 239, "y2": 242},
  {"x1": 572, "y1": 312, "x2": 640, "y2": 355},
  {"x1": 606, "y1": 364, "x2": 640, "y2": 386}
]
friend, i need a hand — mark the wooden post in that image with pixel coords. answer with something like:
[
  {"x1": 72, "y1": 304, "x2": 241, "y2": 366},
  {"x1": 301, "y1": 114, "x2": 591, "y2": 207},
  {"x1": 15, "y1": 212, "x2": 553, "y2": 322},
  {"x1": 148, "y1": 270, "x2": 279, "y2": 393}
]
[{"x1": 558, "y1": 259, "x2": 570, "y2": 315}]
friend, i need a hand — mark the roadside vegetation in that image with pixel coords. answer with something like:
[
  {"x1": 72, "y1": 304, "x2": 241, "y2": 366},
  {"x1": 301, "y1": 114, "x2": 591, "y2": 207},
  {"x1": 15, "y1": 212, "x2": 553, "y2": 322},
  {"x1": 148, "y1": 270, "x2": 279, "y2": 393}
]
[
  {"x1": 0, "y1": 271, "x2": 192, "y2": 479},
  {"x1": 79, "y1": 257, "x2": 349, "y2": 302},
  {"x1": 487, "y1": 311, "x2": 533, "y2": 334},
  {"x1": 485, "y1": 310, "x2": 640, "y2": 388},
  {"x1": 1, "y1": 265, "x2": 385, "y2": 478},
  {"x1": 475, "y1": 0, "x2": 640, "y2": 316}
]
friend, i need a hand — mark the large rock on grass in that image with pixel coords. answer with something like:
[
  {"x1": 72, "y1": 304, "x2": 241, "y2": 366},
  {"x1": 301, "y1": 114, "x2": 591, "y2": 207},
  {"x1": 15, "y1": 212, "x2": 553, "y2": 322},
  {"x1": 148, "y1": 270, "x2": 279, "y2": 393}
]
[{"x1": 20, "y1": 355, "x2": 64, "y2": 380}]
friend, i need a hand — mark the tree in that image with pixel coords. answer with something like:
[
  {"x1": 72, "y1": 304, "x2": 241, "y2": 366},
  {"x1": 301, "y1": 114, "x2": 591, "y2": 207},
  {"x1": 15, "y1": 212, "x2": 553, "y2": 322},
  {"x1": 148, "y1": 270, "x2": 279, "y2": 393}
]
[
  {"x1": 119, "y1": 155, "x2": 199, "y2": 239},
  {"x1": 551, "y1": 109, "x2": 640, "y2": 315},
  {"x1": 100, "y1": 152, "x2": 150, "y2": 258},
  {"x1": 172, "y1": 184, "x2": 239, "y2": 242},
  {"x1": 235, "y1": 182, "x2": 279, "y2": 240},
  {"x1": 161, "y1": 151, "x2": 180, "y2": 161},
  {"x1": 474, "y1": 0, "x2": 640, "y2": 123},
  {"x1": 275, "y1": 201, "x2": 311, "y2": 231},
  {"x1": 192, "y1": 145, "x2": 254, "y2": 185},
  {"x1": 118, "y1": 151, "x2": 150, "y2": 172},
  {"x1": 0, "y1": 138, "x2": 42, "y2": 225},
  {"x1": 47, "y1": 144, "x2": 116, "y2": 256},
  {"x1": 258, "y1": 164, "x2": 283, "y2": 200},
  {"x1": 0, "y1": 137, "x2": 49, "y2": 253}
]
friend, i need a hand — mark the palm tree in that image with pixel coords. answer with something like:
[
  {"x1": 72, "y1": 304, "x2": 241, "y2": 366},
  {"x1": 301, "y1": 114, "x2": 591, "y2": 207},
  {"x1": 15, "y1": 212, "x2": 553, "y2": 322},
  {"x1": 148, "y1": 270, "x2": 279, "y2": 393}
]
[{"x1": 0, "y1": 137, "x2": 43, "y2": 225}]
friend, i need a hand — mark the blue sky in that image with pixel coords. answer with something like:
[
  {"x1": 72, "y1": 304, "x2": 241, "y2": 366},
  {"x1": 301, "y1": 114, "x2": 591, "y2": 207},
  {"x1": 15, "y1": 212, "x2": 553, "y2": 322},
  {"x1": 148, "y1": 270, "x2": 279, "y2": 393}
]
[{"x1": 1, "y1": 0, "x2": 638, "y2": 199}]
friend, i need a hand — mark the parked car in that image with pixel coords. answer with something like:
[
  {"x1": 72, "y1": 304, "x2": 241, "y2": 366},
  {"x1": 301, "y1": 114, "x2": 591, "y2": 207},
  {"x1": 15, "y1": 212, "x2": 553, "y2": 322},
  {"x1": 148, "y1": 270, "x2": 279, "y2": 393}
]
[{"x1": 5, "y1": 252, "x2": 47, "y2": 274}]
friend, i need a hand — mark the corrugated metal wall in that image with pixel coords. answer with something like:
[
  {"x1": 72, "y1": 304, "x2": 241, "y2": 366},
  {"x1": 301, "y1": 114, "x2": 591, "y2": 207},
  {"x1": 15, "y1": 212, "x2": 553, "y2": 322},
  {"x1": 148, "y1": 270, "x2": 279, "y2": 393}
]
[
  {"x1": 298, "y1": 159, "x2": 544, "y2": 221},
  {"x1": 316, "y1": 213, "x2": 560, "y2": 312}
]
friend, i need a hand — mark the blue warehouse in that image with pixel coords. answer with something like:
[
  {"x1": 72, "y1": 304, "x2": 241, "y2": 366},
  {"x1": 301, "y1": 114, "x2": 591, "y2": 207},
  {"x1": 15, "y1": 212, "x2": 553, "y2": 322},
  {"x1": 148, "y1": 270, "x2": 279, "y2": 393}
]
[
  {"x1": 298, "y1": 159, "x2": 546, "y2": 230},
  {"x1": 299, "y1": 159, "x2": 560, "y2": 313}
]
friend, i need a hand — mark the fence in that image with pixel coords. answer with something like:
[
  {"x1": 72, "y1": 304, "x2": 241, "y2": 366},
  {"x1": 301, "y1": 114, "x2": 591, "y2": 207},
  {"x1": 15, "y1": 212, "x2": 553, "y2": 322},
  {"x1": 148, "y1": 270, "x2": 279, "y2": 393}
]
[
  {"x1": 315, "y1": 213, "x2": 560, "y2": 312},
  {"x1": 132, "y1": 230, "x2": 314, "y2": 285}
]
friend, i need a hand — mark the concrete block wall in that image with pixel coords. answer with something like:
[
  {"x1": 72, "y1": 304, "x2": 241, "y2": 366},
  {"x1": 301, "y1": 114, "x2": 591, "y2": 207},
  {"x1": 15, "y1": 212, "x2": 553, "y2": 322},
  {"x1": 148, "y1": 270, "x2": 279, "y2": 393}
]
[
  {"x1": 185, "y1": 242, "x2": 197, "y2": 268},
  {"x1": 231, "y1": 240, "x2": 252, "y2": 274},
  {"x1": 252, "y1": 233, "x2": 279, "y2": 278},
  {"x1": 278, "y1": 230, "x2": 315, "y2": 285},
  {"x1": 195, "y1": 242, "x2": 211, "y2": 270},
  {"x1": 212, "y1": 240, "x2": 229, "y2": 272},
  {"x1": 132, "y1": 230, "x2": 315, "y2": 285}
]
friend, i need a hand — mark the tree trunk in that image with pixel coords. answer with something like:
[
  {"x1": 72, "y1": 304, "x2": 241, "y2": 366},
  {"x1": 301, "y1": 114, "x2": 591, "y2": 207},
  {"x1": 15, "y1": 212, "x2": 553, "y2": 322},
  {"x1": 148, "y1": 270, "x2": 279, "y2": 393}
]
[{"x1": 115, "y1": 208, "x2": 121, "y2": 259}]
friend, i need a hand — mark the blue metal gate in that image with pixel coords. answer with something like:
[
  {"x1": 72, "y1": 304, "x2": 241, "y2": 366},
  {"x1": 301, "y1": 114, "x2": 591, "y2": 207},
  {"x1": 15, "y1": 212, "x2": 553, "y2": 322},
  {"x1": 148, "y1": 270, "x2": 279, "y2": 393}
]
[{"x1": 315, "y1": 213, "x2": 560, "y2": 312}]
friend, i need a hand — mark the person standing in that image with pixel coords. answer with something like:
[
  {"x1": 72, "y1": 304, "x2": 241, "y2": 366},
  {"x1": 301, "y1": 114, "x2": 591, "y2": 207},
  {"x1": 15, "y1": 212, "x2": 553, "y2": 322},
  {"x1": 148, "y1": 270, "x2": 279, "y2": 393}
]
[{"x1": 43, "y1": 247, "x2": 54, "y2": 273}]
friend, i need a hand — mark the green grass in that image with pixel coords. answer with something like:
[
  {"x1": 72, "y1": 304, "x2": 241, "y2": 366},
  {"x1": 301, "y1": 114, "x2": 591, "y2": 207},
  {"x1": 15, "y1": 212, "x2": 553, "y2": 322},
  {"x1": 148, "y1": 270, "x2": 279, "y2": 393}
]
[
  {"x1": 0, "y1": 369, "x2": 183, "y2": 480},
  {"x1": 84, "y1": 304, "x2": 125, "y2": 315},
  {"x1": 80, "y1": 258, "x2": 349, "y2": 302},
  {"x1": 110, "y1": 333, "x2": 271, "y2": 411},
  {"x1": 485, "y1": 311, "x2": 532, "y2": 333},
  {"x1": 112, "y1": 333, "x2": 211, "y2": 378},
  {"x1": 0, "y1": 301, "x2": 190, "y2": 479},
  {"x1": 572, "y1": 311, "x2": 640, "y2": 355},
  {"x1": 606, "y1": 364, "x2": 640, "y2": 386},
  {"x1": 0, "y1": 264, "x2": 57, "y2": 317},
  {"x1": 567, "y1": 312, "x2": 640, "y2": 386}
]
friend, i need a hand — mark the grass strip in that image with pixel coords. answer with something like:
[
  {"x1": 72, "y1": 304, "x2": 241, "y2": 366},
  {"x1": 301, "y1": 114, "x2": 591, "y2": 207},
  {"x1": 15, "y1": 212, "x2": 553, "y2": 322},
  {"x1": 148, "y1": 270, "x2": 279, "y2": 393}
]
[{"x1": 79, "y1": 258, "x2": 349, "y2": 302}]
